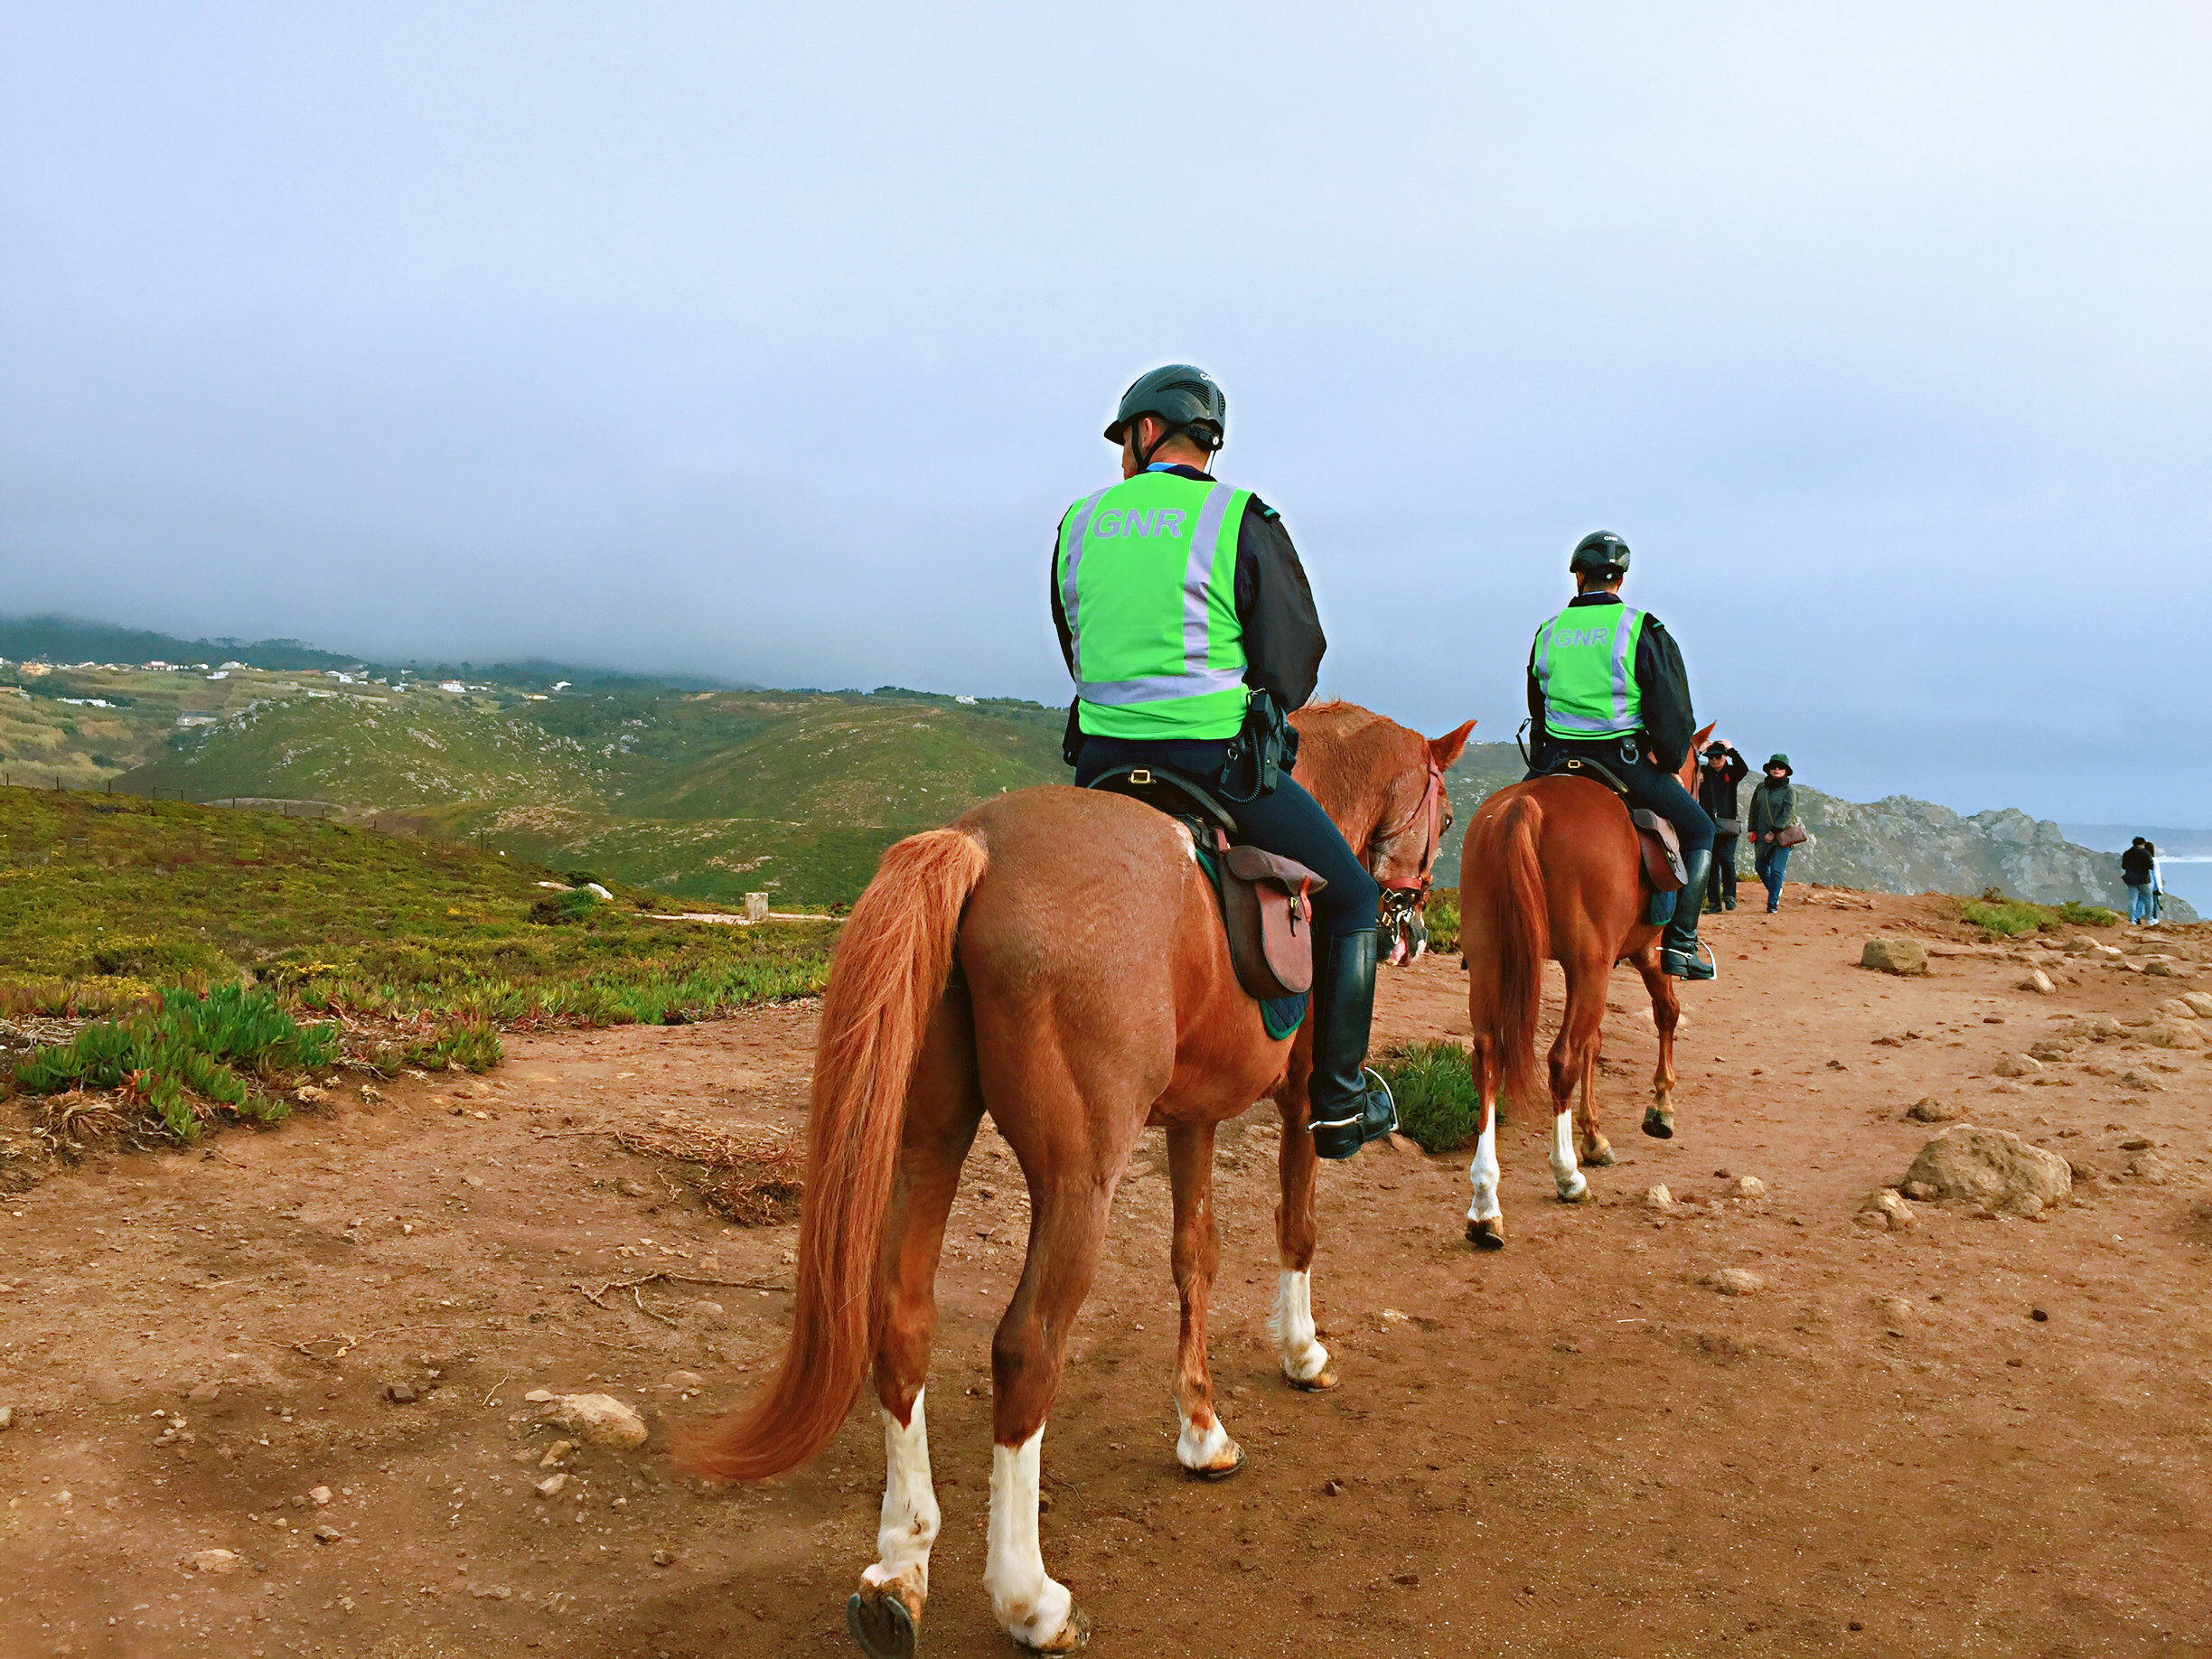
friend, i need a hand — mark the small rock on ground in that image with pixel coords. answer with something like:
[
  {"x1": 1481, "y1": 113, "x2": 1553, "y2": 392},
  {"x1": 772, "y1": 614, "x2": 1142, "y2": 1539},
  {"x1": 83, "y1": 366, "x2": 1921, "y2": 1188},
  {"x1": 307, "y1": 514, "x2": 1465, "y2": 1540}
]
[
  {"x1": 1992, "y1": 1053, "x2": 2043, "y2": 1078},
  {"x1": 1907, "y1": 1096, "x2": 1961, "y2": 1123},
  {"x1": 1702, "y1": 1268, "x2": 1766, "y2": 1297},
  {"x1": 1858, "y1": 1189, "x2": 1917, "y2": 1229},
  {"x1": 1861, "y1": 938, "x2": 1927, "y2": 976},
  {"x1": 537, "y1": 1392, "x2": 649, "y2": 1450},
  {"x1": 2018, "y1": 970, "x2": 2056, "y2": 994},
  {"x1": 183, "y1": 1550, "x2": 239, "y2": 1575}
]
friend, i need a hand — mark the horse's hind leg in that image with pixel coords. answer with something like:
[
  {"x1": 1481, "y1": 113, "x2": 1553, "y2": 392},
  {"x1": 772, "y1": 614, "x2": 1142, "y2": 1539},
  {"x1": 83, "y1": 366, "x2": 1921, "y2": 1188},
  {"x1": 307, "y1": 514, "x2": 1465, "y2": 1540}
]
[
  {"x1": 1270, "y1": 1054, "x2": 1336, "y2": 1390},
  {"x1": 1167, "y1": 1120, "x2": 1242, "y2": 1476},
  {"x1": 1576, "y1": 1018, "x2": 1615, "y2": 1167},
  {"x1": 847, "y1": 991, "x2": 984, "y2": 1659},
  {"x1": 1546, "y1": 964, "x2": 1602, "y2": 1203},
  {"x1": 1632, "y1": 945, "x2": 1682, "y2": 1139},
  {"x1": 1465, "y1": 1036, "x2": 1506, "y2": 1250},
  {"x1": 985, "y1": 1125, "x2": 1122, "y2": 1652}
]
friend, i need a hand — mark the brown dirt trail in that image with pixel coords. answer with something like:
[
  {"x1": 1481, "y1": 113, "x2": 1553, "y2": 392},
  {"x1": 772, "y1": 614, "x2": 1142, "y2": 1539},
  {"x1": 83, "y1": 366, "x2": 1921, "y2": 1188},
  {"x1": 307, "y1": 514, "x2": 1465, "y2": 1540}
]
[{"x1": 2, "y1": 892, "x2": 2208, "y2": 1656}]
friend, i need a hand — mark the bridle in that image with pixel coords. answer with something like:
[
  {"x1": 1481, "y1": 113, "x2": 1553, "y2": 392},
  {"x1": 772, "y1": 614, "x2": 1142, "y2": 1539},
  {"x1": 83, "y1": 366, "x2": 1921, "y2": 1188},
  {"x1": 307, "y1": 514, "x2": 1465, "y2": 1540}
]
[{"x1": 1370, "y1": 757, "x2": 1449, "y2": 942}]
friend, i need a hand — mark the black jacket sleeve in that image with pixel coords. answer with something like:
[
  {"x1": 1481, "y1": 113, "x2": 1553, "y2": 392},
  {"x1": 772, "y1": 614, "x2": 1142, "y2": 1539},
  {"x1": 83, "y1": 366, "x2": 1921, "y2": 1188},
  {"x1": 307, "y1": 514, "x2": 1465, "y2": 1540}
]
[
  {"x1": 1233, "y1": 496, "x2": 1325, "y2": 710},
  {"x1": 1049, "y1": 518, "x2": 1075, "y2": 679},
  {"x1": 1526, "y1": 637, "x2": 1546, "y2": 739},
  {"x1": 1635, "y1": 616, "x2": 1696, "y2": 773}
]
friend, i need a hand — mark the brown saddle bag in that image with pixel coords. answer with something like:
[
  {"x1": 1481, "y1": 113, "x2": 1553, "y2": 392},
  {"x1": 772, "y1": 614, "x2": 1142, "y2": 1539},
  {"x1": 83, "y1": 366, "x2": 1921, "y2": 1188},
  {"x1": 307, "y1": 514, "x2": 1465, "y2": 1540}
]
[
  {"x1": 1215, "y1": 841, "x2": 1327, "y2": 999},
  {"x1": 1630, "y1": 809, "x2": 1687, "y2": 891}
]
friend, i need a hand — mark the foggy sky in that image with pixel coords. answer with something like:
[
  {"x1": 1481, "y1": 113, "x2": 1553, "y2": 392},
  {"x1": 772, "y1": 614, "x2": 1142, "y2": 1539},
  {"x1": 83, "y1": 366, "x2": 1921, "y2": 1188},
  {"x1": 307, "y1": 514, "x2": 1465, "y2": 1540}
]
[{"x1": 5, "y1": 4, "x2": 2209, "y2": 821}]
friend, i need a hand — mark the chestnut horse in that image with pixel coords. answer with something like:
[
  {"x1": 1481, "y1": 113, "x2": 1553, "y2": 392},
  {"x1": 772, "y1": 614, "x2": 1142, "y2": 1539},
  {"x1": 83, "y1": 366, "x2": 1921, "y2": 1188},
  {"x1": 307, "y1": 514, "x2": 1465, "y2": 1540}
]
[
  {"x1": 684, "y1": 702, "x2": 1473, "y2": 1655},
  {"x1": 1457, "y1": 722, "x2": 1713, "y2": 1249}
]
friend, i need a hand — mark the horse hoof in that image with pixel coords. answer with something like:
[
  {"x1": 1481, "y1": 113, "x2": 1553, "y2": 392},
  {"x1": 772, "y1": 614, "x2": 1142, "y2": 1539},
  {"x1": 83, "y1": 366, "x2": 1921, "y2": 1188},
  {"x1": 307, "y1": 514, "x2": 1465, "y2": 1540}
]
[
  {"x1": 1467, "y1": 1216, "x2": 1506, "y2": 1251},
  {"x1": 1285, "y1": 1365, "x2": 1339, "y2": 1393},
  {"x1": 1558, "y1": 1183, "x2": 1591, "y2": 1204},
  {"x1": 1585, "y1": 1144, "x2": 1617, "y2": 1167},
  {"x1": 846, "y1": 1589, "x2": 918, "y2": 1659},
  {"x1": 1642, "y1": 1108, "x2": 1674, "y2": 1140},
  {"x1": 1033, "y1": 1604, "x2": 1091, "y2": 1653},
  {"x1": 1184, "y1": 1442, "x2": 1246, "y2": 1481}
]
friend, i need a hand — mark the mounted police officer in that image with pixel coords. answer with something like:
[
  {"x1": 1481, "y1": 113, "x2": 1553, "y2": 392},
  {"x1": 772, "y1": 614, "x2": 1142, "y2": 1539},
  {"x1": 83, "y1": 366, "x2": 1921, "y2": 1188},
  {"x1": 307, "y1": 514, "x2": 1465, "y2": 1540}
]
[
  {"x1": 1052, "y1": 364, "x2": 1396, "y2": 1158},
  {"x1": 1526, "y1": 530, "x2": 1717, "y2": 979}
]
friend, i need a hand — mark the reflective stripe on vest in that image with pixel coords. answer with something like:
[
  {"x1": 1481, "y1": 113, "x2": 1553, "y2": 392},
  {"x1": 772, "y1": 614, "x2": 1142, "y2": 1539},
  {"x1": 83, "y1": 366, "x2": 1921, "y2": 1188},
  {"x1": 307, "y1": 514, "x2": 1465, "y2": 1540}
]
[
  {"x1": 1534, "y1": 603, "x2": 1645, "y2": 740},
  {"x1": 1056, "y1": 472, "x2": 1251, "y2": 739}
]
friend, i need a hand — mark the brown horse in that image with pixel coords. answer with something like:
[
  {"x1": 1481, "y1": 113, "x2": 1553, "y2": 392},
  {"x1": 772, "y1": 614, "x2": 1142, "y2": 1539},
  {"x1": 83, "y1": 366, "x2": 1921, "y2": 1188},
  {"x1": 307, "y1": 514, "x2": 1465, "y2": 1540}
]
[
  {"x1": 1457, "y1": 723, "x2": 1714, "y2": 1249},
  {"x1": 682, "y1": 702, "x2": 1473, "y2": 1654}
]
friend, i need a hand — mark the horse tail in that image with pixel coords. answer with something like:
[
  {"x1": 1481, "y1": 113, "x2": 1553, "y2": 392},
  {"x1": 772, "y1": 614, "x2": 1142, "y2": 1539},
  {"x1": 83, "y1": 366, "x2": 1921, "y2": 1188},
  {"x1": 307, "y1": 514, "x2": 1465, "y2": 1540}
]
[
  {"x1": 678, "y1": 826, "x2": 987, "y2": 1482},
  {"x1": 1485, "y1": 795, "x2": 1549, "y2": 1120}
]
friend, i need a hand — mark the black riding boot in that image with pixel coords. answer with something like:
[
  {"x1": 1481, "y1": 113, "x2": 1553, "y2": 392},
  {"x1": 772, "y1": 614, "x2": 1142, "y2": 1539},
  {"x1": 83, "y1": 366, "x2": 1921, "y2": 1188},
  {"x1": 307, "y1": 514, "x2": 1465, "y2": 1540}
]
[
  {"x1": 1308, "y1": 929, "x2": 1398, "y2": 1159},
  {"x1": 1662, "y1": 848, "x2": 1716, "y2": 980}
]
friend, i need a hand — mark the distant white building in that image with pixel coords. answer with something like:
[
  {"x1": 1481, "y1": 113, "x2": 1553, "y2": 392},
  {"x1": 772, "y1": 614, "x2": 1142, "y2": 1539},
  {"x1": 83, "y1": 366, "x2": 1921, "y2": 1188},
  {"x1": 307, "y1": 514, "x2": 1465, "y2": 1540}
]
[
  {"x1": 955, "y1": 694, "x2": 978, "y2": 705},
  {"x1": 206, "y1": 670, "x2": 229, "y2": 680},
  {"x1": 439, "y1": 680, "x2": 467, "y2": 693}
]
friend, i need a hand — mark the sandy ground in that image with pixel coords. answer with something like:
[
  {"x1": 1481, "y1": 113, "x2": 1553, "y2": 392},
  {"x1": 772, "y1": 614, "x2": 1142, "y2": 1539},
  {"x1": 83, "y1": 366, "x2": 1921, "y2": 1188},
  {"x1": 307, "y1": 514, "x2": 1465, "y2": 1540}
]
[{"x1": 2, "y1": 889, "x2": 2208, "y2": 1658}]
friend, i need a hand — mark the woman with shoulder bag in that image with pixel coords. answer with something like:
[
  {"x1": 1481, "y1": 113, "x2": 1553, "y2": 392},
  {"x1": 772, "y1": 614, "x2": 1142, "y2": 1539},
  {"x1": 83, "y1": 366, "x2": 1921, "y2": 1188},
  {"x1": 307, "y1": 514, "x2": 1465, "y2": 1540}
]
[{"x1": 1748, "y1": 754, "x2": 1804, "y2": 914}]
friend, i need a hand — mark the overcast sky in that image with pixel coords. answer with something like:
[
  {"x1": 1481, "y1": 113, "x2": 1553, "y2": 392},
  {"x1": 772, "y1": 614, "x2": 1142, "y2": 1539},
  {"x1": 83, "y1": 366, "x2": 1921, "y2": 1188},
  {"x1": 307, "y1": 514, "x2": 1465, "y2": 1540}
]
[{"x1": 5, "y1": 4, "x2": 2208, "y2": 822}]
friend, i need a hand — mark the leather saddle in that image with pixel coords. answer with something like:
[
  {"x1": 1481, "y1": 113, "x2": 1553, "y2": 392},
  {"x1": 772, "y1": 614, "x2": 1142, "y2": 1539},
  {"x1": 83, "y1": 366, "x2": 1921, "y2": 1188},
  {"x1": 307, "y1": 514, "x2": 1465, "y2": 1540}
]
[
  {"x1": 1086, "y1": 764, "x2": 1326, "y2": 1001},
  {"x1": 1536, "y1": 754, "x2": 1686, "y2": 892}
]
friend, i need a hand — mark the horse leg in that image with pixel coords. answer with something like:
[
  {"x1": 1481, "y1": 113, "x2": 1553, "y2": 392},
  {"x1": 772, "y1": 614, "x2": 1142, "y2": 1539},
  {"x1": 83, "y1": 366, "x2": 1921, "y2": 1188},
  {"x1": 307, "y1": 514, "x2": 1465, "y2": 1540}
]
[
  {"x1": 1270, "y1": 1056, "x2": 1336, "y2": 1391},
  {"x1": 1577, "y1": 1022, "x2": 1615, "y2": 1167},
  {"x1": 1633, "y1": 946, "x2": 1682, "y2": 1139},
  {"x1": 985, "y1": 1171, "x2": 1112, "y2": 1652},
  {"x1": 848, "y1": 994, "x2": 984, "y2": 1659},
  {"x1": 1167, "y1": 1120, "x2": 1242, "y2": 1476},
  {"x1": 1546, "y1": 967, "x2": 1598, "y2": 1204},
  {"x1": 1464, "y1": 1036, "x2": 1505, "y2": 1250}
]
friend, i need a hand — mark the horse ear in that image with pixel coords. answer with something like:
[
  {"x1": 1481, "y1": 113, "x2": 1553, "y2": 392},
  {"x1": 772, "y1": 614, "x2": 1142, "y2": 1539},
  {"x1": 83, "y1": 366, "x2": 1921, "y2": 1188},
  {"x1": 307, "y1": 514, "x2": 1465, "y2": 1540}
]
[
  {"x1": 1693, "y1": 722, "x2": 1716, "y2": 750},
  {"x1": 1429, "y1": 719, "x2": 1476, "y2": 770}
]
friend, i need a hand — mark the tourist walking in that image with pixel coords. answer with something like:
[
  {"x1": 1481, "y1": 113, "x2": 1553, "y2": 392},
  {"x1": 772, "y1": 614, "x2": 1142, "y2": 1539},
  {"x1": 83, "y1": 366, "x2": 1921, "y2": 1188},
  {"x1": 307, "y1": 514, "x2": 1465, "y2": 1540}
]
[
  {"x1": 2127, "y1": 838, "x2": 2155, "y2": 922},
  {"x1": 1696, "y1": 740, "x2": 1748, "y2": 913},
  {"x1": 1747, "y1": 754, "x2": 1798, "y2": 913},
  {"x1": 2121, "y1": 837, "x2": 2155, "y2": 923}
]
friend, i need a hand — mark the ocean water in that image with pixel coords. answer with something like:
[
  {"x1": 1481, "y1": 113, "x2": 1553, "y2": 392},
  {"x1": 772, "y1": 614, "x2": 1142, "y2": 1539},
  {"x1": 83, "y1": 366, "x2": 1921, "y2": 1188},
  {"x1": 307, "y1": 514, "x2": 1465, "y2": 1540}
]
[{"x1": 2152, "y1": 858, "x2": 2212, "y2": 919}]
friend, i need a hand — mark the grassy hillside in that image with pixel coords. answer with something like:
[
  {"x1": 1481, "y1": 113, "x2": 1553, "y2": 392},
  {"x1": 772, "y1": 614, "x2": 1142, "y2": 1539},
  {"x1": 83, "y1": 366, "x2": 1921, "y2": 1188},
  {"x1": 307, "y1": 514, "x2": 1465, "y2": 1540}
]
[{"x1": 0, "y1": 788, "x2": 834, "y2": 1029}]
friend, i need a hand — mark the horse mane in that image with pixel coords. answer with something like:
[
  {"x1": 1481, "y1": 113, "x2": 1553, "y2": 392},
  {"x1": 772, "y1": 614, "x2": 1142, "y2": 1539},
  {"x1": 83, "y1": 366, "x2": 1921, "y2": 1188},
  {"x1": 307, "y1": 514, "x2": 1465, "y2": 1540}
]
[{"x1": 1290, "y1": 700, "x2": 1406, "y2": 820}]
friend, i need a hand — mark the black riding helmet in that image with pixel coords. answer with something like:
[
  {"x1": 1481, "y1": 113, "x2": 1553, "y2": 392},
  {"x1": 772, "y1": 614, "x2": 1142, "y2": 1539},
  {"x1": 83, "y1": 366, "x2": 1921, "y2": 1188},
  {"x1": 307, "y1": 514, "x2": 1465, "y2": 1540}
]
[
  {"x1": 1106, "y1": 364, "x2": 1227, "y2": 465},
  {"x1": 1570, "y1": 530, "x2": 1631, "y2": 577}
]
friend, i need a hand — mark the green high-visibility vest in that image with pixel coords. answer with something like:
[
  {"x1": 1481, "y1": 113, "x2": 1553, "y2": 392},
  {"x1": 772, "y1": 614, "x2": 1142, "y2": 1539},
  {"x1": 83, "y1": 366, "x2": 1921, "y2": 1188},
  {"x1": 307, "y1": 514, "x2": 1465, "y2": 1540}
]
[
  {"x1": 1533, "y1": 601, "x2": 1646, "y2": 741},
  {"x1": 1055, "y1": 471, "x2": 1251, "y2": 740}
]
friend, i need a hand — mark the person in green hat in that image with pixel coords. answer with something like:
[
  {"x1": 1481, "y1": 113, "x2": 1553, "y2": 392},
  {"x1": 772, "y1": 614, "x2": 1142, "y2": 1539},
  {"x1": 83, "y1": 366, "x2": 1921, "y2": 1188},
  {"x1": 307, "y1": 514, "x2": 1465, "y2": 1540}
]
[
  {"x1": 1525, "y1": 530, "x2": 1717, "y2": 979},
  {"x1": 1747, "y1": 755, "x2": 1797, "y2": 913},
  {"x1": 1051, "y1": 364, "x2": 1398, "y2": 1159}
]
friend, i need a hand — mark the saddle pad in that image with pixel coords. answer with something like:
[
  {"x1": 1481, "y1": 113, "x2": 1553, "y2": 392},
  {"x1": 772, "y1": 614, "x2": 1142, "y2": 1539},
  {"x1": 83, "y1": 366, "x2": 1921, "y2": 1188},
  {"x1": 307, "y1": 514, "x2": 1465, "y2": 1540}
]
[{"x1": 1630, "y1": 809, "x2": 1687, "y2": 891}]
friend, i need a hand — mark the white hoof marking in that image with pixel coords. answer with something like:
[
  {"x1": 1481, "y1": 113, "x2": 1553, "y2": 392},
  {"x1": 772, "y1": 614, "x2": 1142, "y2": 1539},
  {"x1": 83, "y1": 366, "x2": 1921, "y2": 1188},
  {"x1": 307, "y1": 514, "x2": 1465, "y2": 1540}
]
[
  {"x1": 1174, "y1": 1398, "x2": 1234, "y2": 1471},
  {"x1": 1269, "y1": 1268, "x2": 1331, "y2": 1384},
  {"x1": 858, "y1": 1391, "x2": 939, "y2": 1603},
  {"x1": 1466, "y1": 1120, "x2": 1502, "y2": 1223},
  {"x1": 986, "y1": 1426, "x2": 1076, "y2": 1650},
  {"x1": 1549, "y1": 1111, "x2": 1584, "y2": 1199}
]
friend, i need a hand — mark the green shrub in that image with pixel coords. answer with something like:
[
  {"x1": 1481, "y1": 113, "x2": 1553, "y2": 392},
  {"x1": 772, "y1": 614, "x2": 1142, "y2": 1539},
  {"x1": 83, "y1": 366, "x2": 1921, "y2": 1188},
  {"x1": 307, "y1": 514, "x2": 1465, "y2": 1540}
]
[
  {"x1": 1373, "y1": 1038, "x2": 1483, "y2": 1153},
  {"x1": 1956, "y1": 895, "x2": 2123, "y2": 939},
  {"x1": 2054, "y1": 900, "x2": 2121, "y2": 928},
  {"x1": 13, "y1": 983, "x2": 338, "y2": 1142},
  {"x1": 1418, "y1": 887, "x2": 1460, "y2": 956}
]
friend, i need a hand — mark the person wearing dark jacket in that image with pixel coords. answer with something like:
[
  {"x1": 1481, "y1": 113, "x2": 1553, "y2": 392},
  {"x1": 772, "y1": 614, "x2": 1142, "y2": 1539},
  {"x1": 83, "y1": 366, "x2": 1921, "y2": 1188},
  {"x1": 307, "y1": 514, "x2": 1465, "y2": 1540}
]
[
  {"x1": 1747, "y1": 755, "x2": 1797, "y2": 913},
  {"x1": 1525, "y1": 530, "x2": 1717, "y2": 979},
  {"x1": 1696, "y1": 742, "x2": 1749, "y2": 913},
  {"x1": 1052, "y1": 364, "x2": 1392, "y2": 1160},
  {"x1": 2121, "y1": 838, "x2": 2156, "y2": 924}
]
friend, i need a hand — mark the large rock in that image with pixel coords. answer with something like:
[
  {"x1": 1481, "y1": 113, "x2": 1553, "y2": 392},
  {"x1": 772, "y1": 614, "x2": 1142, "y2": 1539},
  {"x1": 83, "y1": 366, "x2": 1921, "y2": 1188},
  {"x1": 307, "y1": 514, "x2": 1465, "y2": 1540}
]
[
  {"x1": 2182, "y1": 992, "x2": 2212, "y2": 1018},
  {"x1": 1905, "y1": 1126, "x2": 2072, "y2": 1211},
  {"x1": 1991, "y1": 1053, "x2": 2043, "y2": 1077},
  {"x1": 1861, "y1": 938, "x2": 1928, "y2": 976},
  {"x1": 2140, "y1": 1019, "x2": 2207, "y2": 1052}
]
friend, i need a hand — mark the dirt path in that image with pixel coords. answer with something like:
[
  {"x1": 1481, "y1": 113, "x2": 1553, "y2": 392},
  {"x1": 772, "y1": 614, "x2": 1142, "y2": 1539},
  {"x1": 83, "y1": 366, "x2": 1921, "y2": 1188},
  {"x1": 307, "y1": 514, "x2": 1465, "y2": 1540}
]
[{"x1": 3, "y1": 893, "x2": 2208, "y2": 1657}]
